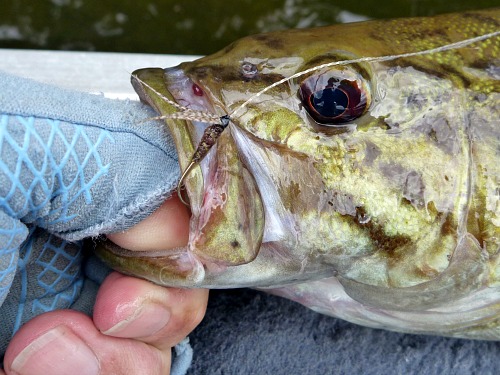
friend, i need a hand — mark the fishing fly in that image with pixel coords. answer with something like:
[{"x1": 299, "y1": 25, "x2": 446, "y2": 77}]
[{"x1": 132, "y1": 29, "x2": 500, "y2": 205}]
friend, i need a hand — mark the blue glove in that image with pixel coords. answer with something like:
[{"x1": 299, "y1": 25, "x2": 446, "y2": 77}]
[{"x1": 0, "y1": 71, "x2": 180, "y2": 358}]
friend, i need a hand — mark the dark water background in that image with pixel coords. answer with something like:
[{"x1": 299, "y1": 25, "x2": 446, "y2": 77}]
[{"x1": 1, "y1": 0, "x2": 497, "y2": 55}]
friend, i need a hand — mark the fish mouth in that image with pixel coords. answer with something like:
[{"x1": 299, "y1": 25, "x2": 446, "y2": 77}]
[{"x1": 96, "y1": 67, "x2": 265, "y2": 287}]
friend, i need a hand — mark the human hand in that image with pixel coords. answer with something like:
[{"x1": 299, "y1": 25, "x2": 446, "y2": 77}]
[
  {"x1": 0, "y1": 72, "x2": 205, "y2": 373},
  {"x1": 2, "y1": 197, "x2": 208, "y2": 375}
]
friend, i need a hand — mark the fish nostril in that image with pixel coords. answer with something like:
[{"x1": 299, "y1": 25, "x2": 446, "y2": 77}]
[{"x1": 241, "y1": 62, "x2": 258, "y2": 79}]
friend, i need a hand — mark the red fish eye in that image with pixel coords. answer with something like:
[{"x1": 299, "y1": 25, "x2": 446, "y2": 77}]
[
  {"x1": 192, "y1": 83, "x2": 204, "y2": 96},
  {"x1": 300, "y1": 76, "x2": 368, "y2": 125}
]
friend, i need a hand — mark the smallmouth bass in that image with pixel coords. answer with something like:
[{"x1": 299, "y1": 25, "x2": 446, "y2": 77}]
[{"x1": 98, "y1": 9, "x2": 500, "y2": 339}]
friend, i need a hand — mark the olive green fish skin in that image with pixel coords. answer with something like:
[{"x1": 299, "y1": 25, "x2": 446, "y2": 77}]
[{"x1": 98, "y1": 9, "x2": 500, "y2": 339}]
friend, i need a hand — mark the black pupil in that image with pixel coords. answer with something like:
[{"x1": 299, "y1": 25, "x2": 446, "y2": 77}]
[
  {"x1": 300, "y1": 75, "x2": 367, "y2": 125},
  {"x1": 311, "y1": 88, "x2": 348, "y2": 118}
]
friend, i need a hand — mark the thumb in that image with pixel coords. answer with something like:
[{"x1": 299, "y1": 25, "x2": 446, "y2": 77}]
[{"x1": 107, "y1": 194, "x2": 190, "y2": 251}]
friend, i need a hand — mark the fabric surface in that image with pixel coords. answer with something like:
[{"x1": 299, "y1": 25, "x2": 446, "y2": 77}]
[
  {"x1": 0, "y1": 71, "x2": 183, "y2": 367},
  {"x1": 187, "y1": 289, "x2": 500, "y2": 375}
]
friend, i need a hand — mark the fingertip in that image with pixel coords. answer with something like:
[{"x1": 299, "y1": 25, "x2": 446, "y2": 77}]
[
  {"x1": 157, "y1": 288, "x2": 208, "y2": 347},
  {"x1": 94, "y1": 273, "x2": 208, "y2": 348},
  {"x1": 107, "y1": 195, "x2": 190, "y2": 251},
  {"x1": 93, "y1": 272, "x2": 158, "y2": 333}
]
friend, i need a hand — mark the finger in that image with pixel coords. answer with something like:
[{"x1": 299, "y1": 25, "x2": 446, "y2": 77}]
[
  {"x1": 4, "y1": 310, "x2": 170, "y2": 375},
  {"x1": 102, "y1": 194, "x2": 207, "y2": 348},
  {"x1": 107, "y1": 194, "x2": 190, "y2": 251},
  {"x1": 103, "y1": 195, "x2": 207, "y2": 348},
  {"x1": 94, "y1": 272, "x2": 208, "y2": 350}
]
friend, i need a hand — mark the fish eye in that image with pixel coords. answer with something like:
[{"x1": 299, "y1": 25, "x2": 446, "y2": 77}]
[{"x1": 299, "y1": 69, "x2": 370, "y2": 125}]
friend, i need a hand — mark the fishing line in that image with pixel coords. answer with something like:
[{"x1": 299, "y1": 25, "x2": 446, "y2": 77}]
[
  {"x1": 131, "y1": 74, "x2": 230, "y2": 204},
  {"x1": 135, "y1": 29, "x2": 499, "y2": 125},
  {"x1": 131, "y1": 75, "x2": 222, "y2": 124},
  {"x1": 133, "y1": 29, "x2": 499, "y2": 204},
  {"x1": 229, "y1": 30, "x2": 500, "y2": 119}
]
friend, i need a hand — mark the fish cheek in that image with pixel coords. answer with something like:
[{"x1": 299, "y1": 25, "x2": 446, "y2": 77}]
[{"x1": 190, "y1": 129, "x2": 265, "y2": 266}]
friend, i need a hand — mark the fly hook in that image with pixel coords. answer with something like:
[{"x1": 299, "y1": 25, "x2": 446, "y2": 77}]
[{"x1": 177, "y1": 115, "x2": 231, "y2": 205}]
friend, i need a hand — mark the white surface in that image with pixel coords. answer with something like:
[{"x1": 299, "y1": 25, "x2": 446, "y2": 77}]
[{"x1": 0, "y1": 49, "x2": 201, "y2": 99}]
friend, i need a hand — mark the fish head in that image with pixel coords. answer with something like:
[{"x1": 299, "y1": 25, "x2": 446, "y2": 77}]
[{"x1": 97, "y1": 11, "x2": 499, "y2": 290}]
